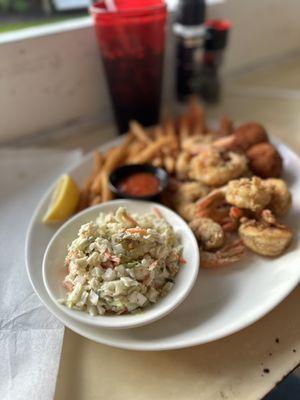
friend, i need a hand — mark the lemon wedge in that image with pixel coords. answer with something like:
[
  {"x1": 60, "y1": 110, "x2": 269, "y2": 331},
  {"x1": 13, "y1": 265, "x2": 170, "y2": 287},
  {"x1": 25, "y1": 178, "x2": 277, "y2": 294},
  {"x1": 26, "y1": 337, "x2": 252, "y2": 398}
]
[{"x1": 42, "y1": 174, "x2": 80, "y2": 224}]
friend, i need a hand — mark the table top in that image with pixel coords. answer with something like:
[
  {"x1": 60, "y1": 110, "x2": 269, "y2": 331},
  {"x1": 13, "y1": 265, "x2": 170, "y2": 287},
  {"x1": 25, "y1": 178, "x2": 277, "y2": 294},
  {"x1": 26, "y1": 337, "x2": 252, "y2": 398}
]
[
  {"x1": 13, "y1": 56, "x2": 300, "y2": 400},
  {"x1": 56, "y1": 287, "x2": 300, "y2": 400}
]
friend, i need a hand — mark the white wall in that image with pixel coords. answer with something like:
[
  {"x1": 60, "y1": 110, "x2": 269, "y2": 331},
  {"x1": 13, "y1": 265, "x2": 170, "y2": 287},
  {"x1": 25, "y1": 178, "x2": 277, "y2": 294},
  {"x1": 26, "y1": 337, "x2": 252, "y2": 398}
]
[
  {"x1": 1, "y1": 0, "x2": 300, "y2": 141},
  {"x1": 0, "y1": 19, "x2": 112, "y2": 141},
  {"x1": 210, "y1": 0, "x2": 300, "y2": 74}
]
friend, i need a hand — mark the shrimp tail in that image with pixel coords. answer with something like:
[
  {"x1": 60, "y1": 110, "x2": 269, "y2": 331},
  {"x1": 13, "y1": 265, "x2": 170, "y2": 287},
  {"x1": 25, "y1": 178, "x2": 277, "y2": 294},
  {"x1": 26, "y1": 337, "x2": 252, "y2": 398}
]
[{"x1": 201, "y1": 239, "x2": 245, "y2": 269}]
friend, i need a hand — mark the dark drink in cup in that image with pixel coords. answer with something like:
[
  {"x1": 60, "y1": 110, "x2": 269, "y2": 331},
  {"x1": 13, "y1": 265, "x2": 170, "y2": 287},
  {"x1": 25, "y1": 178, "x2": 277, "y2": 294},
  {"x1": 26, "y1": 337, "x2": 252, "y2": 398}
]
[{"x1": 91, "y1": 0, "x2": 167, "y2": 134}]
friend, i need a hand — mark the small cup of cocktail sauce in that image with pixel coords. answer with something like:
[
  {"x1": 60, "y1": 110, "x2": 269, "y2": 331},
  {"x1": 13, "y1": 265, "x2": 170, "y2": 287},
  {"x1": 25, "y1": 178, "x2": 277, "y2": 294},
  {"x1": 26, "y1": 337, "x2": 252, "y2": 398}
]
[{"x1": 109, "y1": 164, "x2": 168, "y2": 201}]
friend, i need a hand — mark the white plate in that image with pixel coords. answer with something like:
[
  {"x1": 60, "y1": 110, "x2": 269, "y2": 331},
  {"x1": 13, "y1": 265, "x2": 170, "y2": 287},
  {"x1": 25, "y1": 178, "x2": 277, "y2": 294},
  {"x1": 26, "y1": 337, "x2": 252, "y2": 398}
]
[
  {"x1": 43, "y1": 200, "x2": 199, "y2": 329},
  {"x1": 26, "y1": 138, "x2": 300, "y2": 351}
]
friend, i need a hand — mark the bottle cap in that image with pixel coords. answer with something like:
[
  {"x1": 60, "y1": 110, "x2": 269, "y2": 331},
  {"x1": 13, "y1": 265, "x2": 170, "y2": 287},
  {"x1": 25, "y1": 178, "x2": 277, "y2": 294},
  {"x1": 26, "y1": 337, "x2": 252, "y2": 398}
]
[
  {"x1": 205, "y1": 19, "x2": 232, "y2": 50},
  {"x1": 176, "y1": 0, "x2": 206, "y2": 26}
]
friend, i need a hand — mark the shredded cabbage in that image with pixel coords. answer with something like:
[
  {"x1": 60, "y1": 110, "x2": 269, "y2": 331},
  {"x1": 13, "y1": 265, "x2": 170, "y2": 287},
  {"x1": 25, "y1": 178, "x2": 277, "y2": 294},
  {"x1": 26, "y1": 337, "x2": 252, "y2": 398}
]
[{"x1": 59, "y1": 207, "x2": 184, "y2": 315}]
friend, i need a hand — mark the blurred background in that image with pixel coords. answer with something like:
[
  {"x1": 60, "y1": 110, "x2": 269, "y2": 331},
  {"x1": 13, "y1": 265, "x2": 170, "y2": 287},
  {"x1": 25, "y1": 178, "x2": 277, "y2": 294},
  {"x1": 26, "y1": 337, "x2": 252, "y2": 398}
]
[
  {"x1": 1, "y1": 0, "x2": 300, "y2": 142},
  {"x1": 0, "y1": 0, "x2": 88, "y2": 31}
]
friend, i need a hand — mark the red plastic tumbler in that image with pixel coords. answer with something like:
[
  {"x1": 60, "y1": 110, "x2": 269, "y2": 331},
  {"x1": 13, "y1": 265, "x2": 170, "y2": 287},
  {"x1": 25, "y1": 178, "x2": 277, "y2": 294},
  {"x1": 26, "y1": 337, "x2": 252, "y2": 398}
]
[{"x1": 90, "y1": 0, "x2": 167, "y2": 134}]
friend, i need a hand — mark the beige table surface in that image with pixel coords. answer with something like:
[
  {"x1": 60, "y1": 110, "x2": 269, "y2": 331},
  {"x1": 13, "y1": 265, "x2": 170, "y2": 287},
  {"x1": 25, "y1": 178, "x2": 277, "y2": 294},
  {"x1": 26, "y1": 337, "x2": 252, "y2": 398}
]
[{"x1": 11, "y1": 56, "x2": 300, "y2": 400}]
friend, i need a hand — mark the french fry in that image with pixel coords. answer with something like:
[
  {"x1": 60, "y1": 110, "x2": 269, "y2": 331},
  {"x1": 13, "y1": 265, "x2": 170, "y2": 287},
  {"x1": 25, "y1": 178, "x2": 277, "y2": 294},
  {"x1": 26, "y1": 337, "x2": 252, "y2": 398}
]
[
  {"x1": 162, "y1": 142, "x2": 179, "y2": 156},
  {"x1": 130, "y1": 121, "x2": 152, "y2": 144},
  {"x1": 189, "y1": 96, "x2": 206, "y2": 134},
  {"x1": 123, "y1": 131, "x2": 135, "y2": 147},
  {"x1": 219, "y1": 116, "x2": 233, "y2": 136},
  {"x1": 178, "y1": 115, "x2": 190, "y2": 143},
  {"x1": 104, "y1": 146, "x2": 125, "y2": 173},
  {"x1": 91, "y1": 195, "x2": 102, "y2": 206},
  {"x1": 147, "y1": 128, "x2": 159, "y2": 141},
  {"x1": 163, "y1": 118, "x2": 180, "y2": 154},
  {"x1": 164, "y1": 118, "x2": 176, "y2": 139},
  {"x1": 92, "y1": 150, "x2": 104, "y2": 175},
  {"x1": 125, "y1": 141, "x2": 145, "y2": 163},
  {"x1": 152, "y1": 156, "x2": 163, "y2": 167},
  {"x1": 90, "y1": 171, "x2": 102, "y2": 194},
  {"x1": 84, "y1": 175, "x2": 95, "y2": 190},
  {"x1": 104, "y1": 133, "x2": 135, "y2": 172},
  {"x1": 153, "y1": 126, "x2": 163, "y2": 140},
  {"x1": 101, "y1": 171, "x2": 113, "y2": 202},
  {"x1": 131, "y1": 136, "x2": 172, "y2": 164},
  {"x1": 161, "y1": 146, "x2": 172, "y2": 156},
  {"x1": 163, "y1": 155, "x2": 175, "y2": 174},
  {"x1": 154, "y1": 125, "x2": 179, "y2": 157}
]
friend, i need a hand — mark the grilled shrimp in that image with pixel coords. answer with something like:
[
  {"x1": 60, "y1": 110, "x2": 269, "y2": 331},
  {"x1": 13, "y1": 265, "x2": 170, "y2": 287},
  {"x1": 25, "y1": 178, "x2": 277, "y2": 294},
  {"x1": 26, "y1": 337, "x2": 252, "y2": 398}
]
[
  {"x1": 239, "y1": 211, "x2": 293, "y2": 257},
  {"x1": 226, "y1": 177, "x2": 272, "y2": 212},
  {"x1": 189, "y1": 147, "x2": 248, "y2": 186},
  {"x1": 201, "y1": 240, "x2": 245, "y2": 269},
  {"x1": 189, "y1": 217, "x2": 224, "y2": 250},
  {"x1": 264, "y1": 178, "x2": 292, "y2": 216}
]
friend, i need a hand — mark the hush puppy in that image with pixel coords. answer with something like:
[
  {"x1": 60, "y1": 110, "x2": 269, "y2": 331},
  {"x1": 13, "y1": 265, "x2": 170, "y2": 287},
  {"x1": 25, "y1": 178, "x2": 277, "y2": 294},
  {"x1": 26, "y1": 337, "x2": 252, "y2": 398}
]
[{"x1": 246, "y1": 142, "x2": 283, "y2": 178}]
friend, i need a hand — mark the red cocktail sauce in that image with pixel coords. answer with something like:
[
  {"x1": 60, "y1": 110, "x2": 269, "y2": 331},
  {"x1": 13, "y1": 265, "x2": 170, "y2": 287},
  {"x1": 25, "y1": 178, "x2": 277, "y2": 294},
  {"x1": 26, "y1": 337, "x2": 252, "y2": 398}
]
[{"x1": 118, "y1": 173, "x2": 160, "y2": 197}]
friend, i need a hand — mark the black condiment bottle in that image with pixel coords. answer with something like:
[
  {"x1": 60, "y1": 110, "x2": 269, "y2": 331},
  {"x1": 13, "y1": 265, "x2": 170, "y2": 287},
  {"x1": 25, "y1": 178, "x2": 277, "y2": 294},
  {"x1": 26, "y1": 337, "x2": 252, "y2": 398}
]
[
  {"x1": 199, "y1": 19, "x2": 231, "y2": 102},
  {"x1": 173, "y1": 0, "x2": 206, "y2": 101}
]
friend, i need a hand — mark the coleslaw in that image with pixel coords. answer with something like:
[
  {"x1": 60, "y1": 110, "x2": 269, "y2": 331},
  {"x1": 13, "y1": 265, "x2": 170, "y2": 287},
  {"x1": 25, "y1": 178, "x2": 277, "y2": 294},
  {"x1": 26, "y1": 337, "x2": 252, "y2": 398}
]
[{"x1": 59, "y1": 207, "x2": 185, "y2": 315}]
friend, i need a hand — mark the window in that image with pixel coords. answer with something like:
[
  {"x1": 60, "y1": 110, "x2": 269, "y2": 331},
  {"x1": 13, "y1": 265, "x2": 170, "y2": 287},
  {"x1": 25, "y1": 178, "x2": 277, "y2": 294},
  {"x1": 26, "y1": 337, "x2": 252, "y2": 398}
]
[
  {"x1": 0, "y1": 1, "x2": 225, "y2": 34},
  {"x1": 0, "y1": 0, "x2": 91, "y2": 33}
]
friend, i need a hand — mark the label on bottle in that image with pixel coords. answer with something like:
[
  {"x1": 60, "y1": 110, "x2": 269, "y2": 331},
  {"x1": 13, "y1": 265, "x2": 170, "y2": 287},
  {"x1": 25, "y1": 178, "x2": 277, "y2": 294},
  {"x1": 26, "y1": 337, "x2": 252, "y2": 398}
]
[{"x1": 176, "y1": 35, "x2": 206, "y2": 100}]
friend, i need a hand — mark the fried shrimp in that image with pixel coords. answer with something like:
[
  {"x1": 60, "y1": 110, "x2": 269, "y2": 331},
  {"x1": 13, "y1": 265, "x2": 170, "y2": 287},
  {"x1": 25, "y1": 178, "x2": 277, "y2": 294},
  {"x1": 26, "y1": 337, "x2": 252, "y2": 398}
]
[
  {"x1": 175, "y1": 202, "x2": 197, "y2": 222},
  {"x1": 182, "y1": 134, "x2": 215, "y2": 154},
  {"x1": 226, "y1": 177, "x2": 272, "y2": 212},
  {"x1": 175, "y1": 181, "x2": 209, "y2": 203},
  {"x1": 246, "y1": 142, "x2": 283, "y2": 178},
  {"x1": 201, "y1": 240, "x2": 245, "y2": 269},
  {"x1": 196, "y1": 188, "x2": 226, "y2": 216},
  {"x1": 239, "y1": 211, "x2": 293, "y2": 256},
  {"x1": 171, "y1": 181, "x2": 210, "y2": 222},
  {"x1": 189, "y1": 147, "x2": 248, "y2": 186},
  {"x1": 264, "y1": 178, "x2": 292, "y2": 216},
  {"x1": 175, "y1": 151, "x2": 191, "y2": 180},
  {"x1": 79, "y1": 104, "x2": 294, "y2": 266},
  {"x1": 202, "y1": 177, "x2": 290, "y2": 216},
  {"x1": 195, "y1": 188, "x2": 237, "y2": 231},
  {"x1": 189, "y1": 217, "x2": 224, "y2": 250},
  {"x1": 214, "y1": 123, "x2": 269, "y2": 152}
]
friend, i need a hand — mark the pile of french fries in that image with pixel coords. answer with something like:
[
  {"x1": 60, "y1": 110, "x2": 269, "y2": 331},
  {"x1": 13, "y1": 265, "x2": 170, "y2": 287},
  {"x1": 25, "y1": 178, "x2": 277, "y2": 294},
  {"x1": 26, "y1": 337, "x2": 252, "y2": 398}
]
[{"x1": 78, "y1": 97, "x2": 233, "y2": 211}]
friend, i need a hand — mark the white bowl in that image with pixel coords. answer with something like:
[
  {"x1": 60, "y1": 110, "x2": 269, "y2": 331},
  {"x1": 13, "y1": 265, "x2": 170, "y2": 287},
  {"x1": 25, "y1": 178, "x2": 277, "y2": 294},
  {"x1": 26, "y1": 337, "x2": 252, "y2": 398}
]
[{"x1": 42, "y1": 199, "x2": 200, "y2": 329}]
